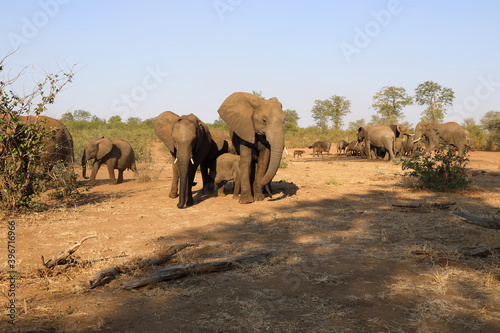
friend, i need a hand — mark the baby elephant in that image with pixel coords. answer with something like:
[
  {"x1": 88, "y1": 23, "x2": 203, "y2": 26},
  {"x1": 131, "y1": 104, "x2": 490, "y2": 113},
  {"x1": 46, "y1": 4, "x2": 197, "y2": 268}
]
[
  {"x1": 214, "y1": 153, "x2": 241, "y2": 198},
  {"x1": 294, "y1": 150, "x2": 305, "y2": 158},
  {"x1": 82, "y1": 137, "x2": 138, "y2": 185}
]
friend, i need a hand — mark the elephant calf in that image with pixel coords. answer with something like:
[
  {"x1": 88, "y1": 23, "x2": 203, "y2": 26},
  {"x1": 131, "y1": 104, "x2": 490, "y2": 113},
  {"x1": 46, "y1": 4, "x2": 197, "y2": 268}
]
[
  {"x1": 82, "y1": 137, "x2": 138, "y2": 185},
  {"x1": 213, "y1": 153, "x2": 240, "y2": 198}
]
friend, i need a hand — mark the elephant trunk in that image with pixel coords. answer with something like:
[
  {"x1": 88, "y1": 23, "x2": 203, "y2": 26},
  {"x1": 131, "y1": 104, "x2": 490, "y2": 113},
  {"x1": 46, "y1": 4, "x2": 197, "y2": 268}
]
[
  {"x1": 176, "y1": 151, "x2": 192, "y2": 209},
  {"x1": 260, "y1": 130, "x2": 284, "y2": 186},
  {"x1": 81, "y1": 150, "x2": 89, "y2": 179}
]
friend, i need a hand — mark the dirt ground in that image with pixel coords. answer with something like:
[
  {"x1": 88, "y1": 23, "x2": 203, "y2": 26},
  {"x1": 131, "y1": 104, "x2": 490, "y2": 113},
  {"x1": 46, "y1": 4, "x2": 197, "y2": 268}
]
[{"x1": 2, "y1": 144, "x2": 500, "y2": 332}]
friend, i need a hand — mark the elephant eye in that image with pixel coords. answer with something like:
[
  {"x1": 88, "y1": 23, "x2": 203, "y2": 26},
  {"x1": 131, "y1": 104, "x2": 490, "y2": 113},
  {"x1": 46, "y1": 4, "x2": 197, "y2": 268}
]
[{"x1": 262, "y1": 118, "x2": 267, "y2": 124}]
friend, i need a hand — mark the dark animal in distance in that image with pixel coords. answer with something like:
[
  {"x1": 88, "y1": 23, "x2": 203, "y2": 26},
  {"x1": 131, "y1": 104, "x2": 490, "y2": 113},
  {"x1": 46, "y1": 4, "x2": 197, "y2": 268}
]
[
  {"x1": 294, "y1": 150, "x2": 305, "y2": 158},
  {"x1": 336, "y1": 140, "x2": 349, "y2": 155},
  {"x1": 308, "y1": 141, "x2": 331, "y2": 157}
]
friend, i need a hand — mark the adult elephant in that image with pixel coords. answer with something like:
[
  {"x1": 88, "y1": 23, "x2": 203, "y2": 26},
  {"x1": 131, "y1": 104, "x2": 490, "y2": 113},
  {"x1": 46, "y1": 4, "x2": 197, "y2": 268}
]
[
  {"x1": 82, "y1": 137, "x2": 138, "y2": 185},
  {"x1": 155, "y1": 111, "x2": 219, "y2": 208},
  {"x1": 217, "y1": 92, "x2": 285, "y2": 204},
  {"x1": 413, "y1": 121, "x2": 469, "y2": 155},
  {"x1": 0, "y1": 115, "x2": 74, "y2": 170},
  {"x1": 357, "y1": 124, "x2": 409, "y2": 160}
]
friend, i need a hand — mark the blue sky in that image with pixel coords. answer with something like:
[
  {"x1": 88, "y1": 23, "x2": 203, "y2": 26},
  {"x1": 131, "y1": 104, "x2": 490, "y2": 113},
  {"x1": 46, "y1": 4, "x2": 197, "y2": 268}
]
[{"x1": 1, "y1": 0, "x2": 499, "y2": 128}]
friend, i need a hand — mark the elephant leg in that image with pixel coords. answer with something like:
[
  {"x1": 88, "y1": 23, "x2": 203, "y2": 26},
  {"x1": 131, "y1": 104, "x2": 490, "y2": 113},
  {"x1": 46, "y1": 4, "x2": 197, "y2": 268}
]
[
  {"x1": 107, "y1": 164, "x2": 117, "y2": 184},
  {"x1": 233, "y1": 175, "x2": 241, "y2": 199},
  {"x1": 186, "y1": 166, "x2": 197, "y2": 207},
  {"x1": 117, "y1": 169, "x2": 124, "y2": 184},
  {"x1": 200, "y1": 162, "x2": 213, "y2": 195},
  {"x1": 238, "y1": 145, "x2": 254, "y2": 204},
  {"x1": 169, "y1": 160, "x2": 179, "y2": 198},
  {"x1": 217, "y1": 181, "x2": 226, "y2": 197},
  {"x1": 89, "y1": 161, "x2": 101, "y2": 185},
  {"x1": 253, "y1": 148, "x2": 270, "y2": 201},
  {"x1": 365, "y1": 141, "x2": 372, "y2": 159}
]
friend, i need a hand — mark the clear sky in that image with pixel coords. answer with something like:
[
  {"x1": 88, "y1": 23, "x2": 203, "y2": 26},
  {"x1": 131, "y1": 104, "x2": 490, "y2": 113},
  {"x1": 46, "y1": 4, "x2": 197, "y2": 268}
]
[{"x1": 1, "y1": 0, "x2": 499, "y2": 128}]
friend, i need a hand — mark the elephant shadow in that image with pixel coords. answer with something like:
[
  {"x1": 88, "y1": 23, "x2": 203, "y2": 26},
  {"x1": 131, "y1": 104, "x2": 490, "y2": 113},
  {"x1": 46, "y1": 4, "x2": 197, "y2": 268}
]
[
  {"x1": 267, "y1": 180, "x2": 299, "y2": 202},
  {"x1": 191, "y1": 180, "x2": 298, "y2": 203}
]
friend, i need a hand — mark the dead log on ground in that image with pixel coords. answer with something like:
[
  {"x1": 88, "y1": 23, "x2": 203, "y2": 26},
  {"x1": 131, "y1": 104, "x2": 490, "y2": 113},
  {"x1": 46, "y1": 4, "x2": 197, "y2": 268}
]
[
  {"x1": 453, "y1": 211, "x2": 500, "y2": 230},
  {"x1": 457, "y1": 242, "x2": 500, "y2": 257},
  {"x1": 393, "y1": 202, "x2": 455, "y2": 210},
  {"x1": 89, "y1": 243, "x2": 194, "y2": 289},
  {"x1": 122, "y1": 250, "x2": 279, "y2": 290},
  {"x1": 42, "y1": 235, "x2": 97, "y2": 269}
]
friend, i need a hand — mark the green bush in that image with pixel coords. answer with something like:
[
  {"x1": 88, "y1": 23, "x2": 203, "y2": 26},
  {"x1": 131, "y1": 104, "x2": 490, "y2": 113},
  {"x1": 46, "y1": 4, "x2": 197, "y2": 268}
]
[
  {"x1": 401, "y1": 145, "x2": 471, "y2": 191},
  {"x1": 0, "y1": 57, "x2": 75, "y2": 210}
]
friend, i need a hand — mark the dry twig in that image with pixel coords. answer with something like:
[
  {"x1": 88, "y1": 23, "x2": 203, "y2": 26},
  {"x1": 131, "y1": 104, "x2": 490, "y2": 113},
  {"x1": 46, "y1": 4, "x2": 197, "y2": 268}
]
[
  {"x1": 122, "y1": 250, "x2": 279, "y2": 290},
  {"x1": 41, "y1": 235, "x2": 97, "y2": 269}
]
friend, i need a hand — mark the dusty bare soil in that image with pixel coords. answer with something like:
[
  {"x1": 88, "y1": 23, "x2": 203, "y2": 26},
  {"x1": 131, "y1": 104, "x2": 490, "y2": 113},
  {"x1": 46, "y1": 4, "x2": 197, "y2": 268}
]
[{"x1": 2, "y1": 145, "x2": 500, "y2": 332}]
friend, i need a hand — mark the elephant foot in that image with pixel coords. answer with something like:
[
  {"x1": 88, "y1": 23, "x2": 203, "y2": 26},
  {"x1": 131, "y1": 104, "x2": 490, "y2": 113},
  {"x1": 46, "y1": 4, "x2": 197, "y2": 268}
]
[
  {"x1": 232, "y1": 194, "x2": 239, "y2": 199},
  {"x1": 254, "y1": 192, "x2": 265, "y2": 201},
  {"x1": 169, "y1": 192, "x2": 178, "y2": 198},
  {"x1": 239, "y1": 193, "x2": 254, "y2": 204}
]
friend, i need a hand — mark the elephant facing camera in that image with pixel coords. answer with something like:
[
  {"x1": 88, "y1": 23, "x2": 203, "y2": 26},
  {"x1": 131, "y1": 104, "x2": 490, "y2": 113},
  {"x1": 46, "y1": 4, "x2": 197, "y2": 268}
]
[{"x1": 81, "y1": 137, "x2": 138, "y2": 185}]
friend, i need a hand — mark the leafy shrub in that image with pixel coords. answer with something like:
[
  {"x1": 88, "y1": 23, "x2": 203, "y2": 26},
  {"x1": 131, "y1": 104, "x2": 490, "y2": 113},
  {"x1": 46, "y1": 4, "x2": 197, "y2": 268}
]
[
  {"x1": 0, "y1": 55, "x2": 74, "y2": 210},
  {"x1": 45, "y1": 163, "x2": 84, "y2": 200},
  {"x1": 279, "y1": 157, "x2": 288, "y2": 169},
  {"x1": 401, "y1": 145, "x2": 471, "y2": 191},
  {"x1": 326, "y1": 177, "x2": 342, "y2": 185}
]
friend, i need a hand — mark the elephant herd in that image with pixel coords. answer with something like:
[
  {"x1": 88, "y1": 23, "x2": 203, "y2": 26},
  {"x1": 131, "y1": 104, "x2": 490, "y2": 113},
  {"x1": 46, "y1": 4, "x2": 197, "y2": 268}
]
[
  {"x1": 154, "y1": 92, "x2": 286, "y2": 208},
  {"x1": 1, "y1": 93, "x2": 472, "y2": 210},
  {"x1": 333, "y1": 122, "x2": 470, "y2": 160}
]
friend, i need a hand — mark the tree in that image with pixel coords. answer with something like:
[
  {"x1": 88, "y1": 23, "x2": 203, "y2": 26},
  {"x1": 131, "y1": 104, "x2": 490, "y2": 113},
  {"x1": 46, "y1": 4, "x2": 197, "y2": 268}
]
[
  {"x1": 347, "y1": 119, "x2": 366, "y2": 133},
  {"x1": 462, "y1": 117, "x2": 484, "y2": 149},
  {"x1": 208, "y1": 117, "x2": 228, "y2": 133},
  {"x1": 127, "y1": 117, "x2": 141, "y2": 126},
  {"x1": 0, "y1": 52, "x2": 75, "y2": 209},
  {"x1": 372, "y1": 86, "x2": 412, "y2": 124},
  {"x1": 480, "y1": 111, "x2": 500, "y2": 149},
  {"x1": 311, "y1": 99, "x2": 330, "y2": 131},
  {"x1": 329, "y1": 95, "x2": 351, "y2": 129},
  {"x1": 311, "y1": 95, "x2": 351, "y2": 130},
  {"x1": 73, "y1": 109, "x2": 92, "y2": 122},
  {"x1": 108, "y1": 115, "x2": 123, "y2": 124},
  {"x1": 283, "y1": 109, "x2": 299, "y2": 132},
  {"x1": 414, "y1": 81, "x2": 455, "y2": 122},
  {"x1": 252, "y1": 90, "x2": 264, "y2": 98}
]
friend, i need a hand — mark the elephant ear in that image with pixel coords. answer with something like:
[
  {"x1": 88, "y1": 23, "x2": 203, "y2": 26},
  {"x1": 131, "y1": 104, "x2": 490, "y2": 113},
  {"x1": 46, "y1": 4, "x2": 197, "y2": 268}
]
[
  {"x1": 397, "y1": 124, "x2": 409, "y2": 136},
  {"x1": 218, "y1": 92, "x2": 257, "y2": 143},
  {"x1": 186, "y1": 113, "x2": 211, "y2": 152},
  {"x1": 154, "y1": 111, "x2": 180, "y2": 153},
  {"x1": 95, "y1": 137, "x2": 113, "y2": 160}
]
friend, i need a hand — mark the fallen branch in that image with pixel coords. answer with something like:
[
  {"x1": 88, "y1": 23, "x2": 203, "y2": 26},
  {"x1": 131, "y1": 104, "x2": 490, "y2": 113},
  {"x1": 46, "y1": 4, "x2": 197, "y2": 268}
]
[
  {"x1": 122, "y1": 250, "x2": 279, "y2": 290},
  {"x1": 393, "y1": 202, "x2": 455, "y2": 210},
  {"x1": 453, "y1": 211, "x2": 500, "y2": 230},
  {"x1": 89, "y1": 243, "x2": 194, "y2": 289},
  {"x1": 42, "y1": 235, "x2": 97, "y2": 269},
  {"x1": 392, "y1": 203, "x2": 422, "y2": 209},
  {"x1": 457, "y1": 242, "x2": 500, "y2": 257}
]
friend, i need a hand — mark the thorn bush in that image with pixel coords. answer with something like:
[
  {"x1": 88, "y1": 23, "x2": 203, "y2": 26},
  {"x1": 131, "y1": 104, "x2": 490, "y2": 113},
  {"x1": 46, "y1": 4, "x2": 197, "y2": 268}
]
[{"x1": 401, "y1": 145, "x2": 471, "y2": 191}]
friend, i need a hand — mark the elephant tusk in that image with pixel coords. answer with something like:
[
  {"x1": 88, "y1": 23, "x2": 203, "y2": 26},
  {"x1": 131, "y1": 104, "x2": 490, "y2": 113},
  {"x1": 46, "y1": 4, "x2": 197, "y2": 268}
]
[
  {"x1": 284, "y1": 146, "x2": 289, "y2": 155},
  {"x1": 173, "y1": 158, "x2": 178, "y2": 164},
  {"x1": 413, "y1": 139, "x2": 420, "y2": 143},
  {"x1": 191, "y1": 158, "x2": 194, "y2": 165}
]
